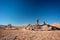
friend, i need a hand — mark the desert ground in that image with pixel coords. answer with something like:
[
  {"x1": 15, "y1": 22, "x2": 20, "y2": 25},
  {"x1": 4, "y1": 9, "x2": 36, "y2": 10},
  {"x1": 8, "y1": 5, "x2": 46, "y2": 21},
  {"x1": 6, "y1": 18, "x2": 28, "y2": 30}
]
[{"x1": 0, "y1": 28, "x2": 60, "y2": 40}]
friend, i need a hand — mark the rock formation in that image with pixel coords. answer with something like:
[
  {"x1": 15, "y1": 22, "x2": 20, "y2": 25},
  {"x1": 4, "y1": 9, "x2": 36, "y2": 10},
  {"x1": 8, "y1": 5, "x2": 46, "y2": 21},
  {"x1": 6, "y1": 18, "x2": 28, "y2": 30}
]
[{"x1": 25, "y1": 19, "x2": 60, "y2": 31}]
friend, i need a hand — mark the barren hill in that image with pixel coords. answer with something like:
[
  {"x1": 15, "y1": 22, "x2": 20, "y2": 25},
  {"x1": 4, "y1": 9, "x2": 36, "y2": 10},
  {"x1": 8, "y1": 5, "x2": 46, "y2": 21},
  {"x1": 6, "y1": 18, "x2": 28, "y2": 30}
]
[{"x1": 52, "y1": 23, "x2": 60, "y2": 28}]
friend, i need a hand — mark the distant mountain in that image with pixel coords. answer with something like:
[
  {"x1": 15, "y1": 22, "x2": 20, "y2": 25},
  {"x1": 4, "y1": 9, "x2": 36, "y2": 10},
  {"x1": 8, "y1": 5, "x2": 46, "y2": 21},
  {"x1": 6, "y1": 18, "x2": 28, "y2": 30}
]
[{"x1": 0, "y1": 25, "x2": 6, "y2": 27}]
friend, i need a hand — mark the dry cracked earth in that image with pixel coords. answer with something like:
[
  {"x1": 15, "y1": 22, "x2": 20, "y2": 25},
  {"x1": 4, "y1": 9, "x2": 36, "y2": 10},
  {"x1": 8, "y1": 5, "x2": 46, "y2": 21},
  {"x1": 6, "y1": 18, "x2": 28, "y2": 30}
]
[{"x1": 0, "y1": 29, "x2": 60, "y2": 40}]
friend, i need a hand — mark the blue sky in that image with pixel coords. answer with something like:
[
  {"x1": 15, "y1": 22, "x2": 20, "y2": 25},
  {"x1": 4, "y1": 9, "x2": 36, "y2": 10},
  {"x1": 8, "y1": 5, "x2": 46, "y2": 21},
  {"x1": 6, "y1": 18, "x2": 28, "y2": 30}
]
[{"x1": 0, "y1": 0, "x2": 60, "y2": 26}]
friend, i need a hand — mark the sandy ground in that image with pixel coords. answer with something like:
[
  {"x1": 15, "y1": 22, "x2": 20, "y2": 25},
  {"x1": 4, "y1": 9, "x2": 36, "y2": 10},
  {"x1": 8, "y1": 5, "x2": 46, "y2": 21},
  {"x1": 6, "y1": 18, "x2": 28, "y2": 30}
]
[{"x1": 0, "y1": 29, "x2": 60, "y2": 40}]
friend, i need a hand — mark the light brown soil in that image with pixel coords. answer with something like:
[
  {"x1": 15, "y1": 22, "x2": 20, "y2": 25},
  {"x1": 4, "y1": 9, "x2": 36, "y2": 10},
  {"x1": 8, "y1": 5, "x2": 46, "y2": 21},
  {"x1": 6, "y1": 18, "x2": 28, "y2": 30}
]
[{"x1": 0, "y1": 29, "x2": 60, "y2": 40}]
